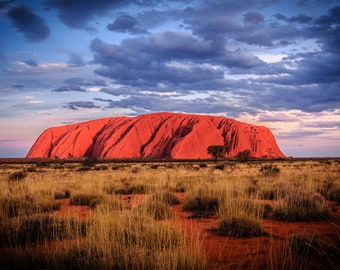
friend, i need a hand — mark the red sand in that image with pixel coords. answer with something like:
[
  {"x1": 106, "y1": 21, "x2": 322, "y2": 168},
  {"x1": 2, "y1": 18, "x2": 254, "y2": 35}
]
[
  {"x1": 55, "y1": 195, "x2": 340, "y2": 269},
  {"x1": 27, "y1": 112, "x2": 285, "y2": 159}
]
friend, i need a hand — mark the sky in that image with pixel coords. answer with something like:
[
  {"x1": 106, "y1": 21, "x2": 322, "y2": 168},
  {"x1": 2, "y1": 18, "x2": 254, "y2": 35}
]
[{"x1": 0, "y1": 0, "x2": 339, "y2": 158}]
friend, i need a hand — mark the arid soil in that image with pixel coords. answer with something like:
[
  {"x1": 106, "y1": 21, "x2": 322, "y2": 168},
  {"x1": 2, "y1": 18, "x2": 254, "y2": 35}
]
[{"x1": 56, "y1": 193, "x2": 340, "y2": 270}]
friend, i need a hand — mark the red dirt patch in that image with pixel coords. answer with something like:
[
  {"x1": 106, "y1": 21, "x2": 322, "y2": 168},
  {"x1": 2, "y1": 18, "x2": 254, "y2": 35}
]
[
  {"x1": 53, "y1": 194, "x2": 340, "y2": 269},
  {"x1": 54, "y1": 198, "x2": 92, "y2": 219}
]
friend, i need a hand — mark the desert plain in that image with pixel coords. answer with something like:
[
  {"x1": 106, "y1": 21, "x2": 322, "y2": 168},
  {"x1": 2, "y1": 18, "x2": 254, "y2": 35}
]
[{"x1": 0, "y1": 157, "x2": 339, "y2": 269}]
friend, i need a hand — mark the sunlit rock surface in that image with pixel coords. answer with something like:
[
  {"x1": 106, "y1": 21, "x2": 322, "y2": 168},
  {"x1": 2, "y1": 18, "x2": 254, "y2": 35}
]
[{"x1": 27, "y1": 112, "x2": 285, "y2": 159}]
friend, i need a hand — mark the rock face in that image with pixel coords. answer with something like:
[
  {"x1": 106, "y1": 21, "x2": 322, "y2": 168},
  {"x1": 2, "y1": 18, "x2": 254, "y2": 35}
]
[{"x1": 26, "y1": 112, "x2": 285, "y2": 159}]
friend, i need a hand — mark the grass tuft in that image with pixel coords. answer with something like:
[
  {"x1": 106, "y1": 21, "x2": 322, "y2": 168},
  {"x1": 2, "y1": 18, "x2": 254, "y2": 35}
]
[
  {"x1": 271, "y1": 193, "x2": 330, "y2": 222},
  {"x1": 69, "y1": 193, "x2": 104, "y2": 208},
  {"x1": 215, "y1": 216, "x2": 264, "y2": 237}
]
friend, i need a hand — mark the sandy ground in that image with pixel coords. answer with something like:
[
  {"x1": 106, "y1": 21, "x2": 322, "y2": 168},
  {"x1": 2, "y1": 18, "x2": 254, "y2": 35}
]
[{"x1": 55, "y1": 193, "x2": 340, "y2": 269}]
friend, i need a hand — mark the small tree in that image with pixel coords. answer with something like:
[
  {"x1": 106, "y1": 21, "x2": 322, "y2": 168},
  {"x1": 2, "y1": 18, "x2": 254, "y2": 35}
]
[
  {"x1": 236, "y1": 149, "x2": 251, "y2": 162},
  {"x1": 207, "y1": 145, "x2": 226, "y2": 161}
]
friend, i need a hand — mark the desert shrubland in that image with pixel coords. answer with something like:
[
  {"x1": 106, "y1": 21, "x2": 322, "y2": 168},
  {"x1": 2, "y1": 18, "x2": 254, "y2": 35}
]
[{"x1": 0, "y1": 158, "x2": 339, "y2": 269}]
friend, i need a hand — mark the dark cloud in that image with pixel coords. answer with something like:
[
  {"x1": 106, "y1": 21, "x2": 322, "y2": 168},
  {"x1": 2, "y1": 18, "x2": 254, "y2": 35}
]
[
  {"x1": 274, "y1": 13, "x2": 312, "y2": 23},
  {"x1": 93, "y1": 97, "x2": 114, "y2": 103},
  {"x1": 68, "y1": 53, "x2": 86, "y2": 67},
  {"x1": 63, "y1": 101, "x2": 100, "y2": 110},
  {"x1": 11, "y1": 0, "x2": 338, "y2": 116},
  {"x1": 243, "y1": 12, "x2": 264, "y2": 23},
  {"x1": 89, "y1": 32, "x2": 268, "y2": 91},
  {"x1": 107, "y1": 14, "x2": 148, "y2": 34},
  {"x1": 289, "y1": 14, "x2": 313, "y2": 23},
  {"x1": 12, "y1": 84, "x2": 24, "y2": 89},
  {"x1": 53, "y1": 85, "x2": 86, "y2": 92},
  {"x1": 8, "y1": 6, "x2": 50, "y2": 42},
  {"x1": 52, "y1": 77, "x2": 108, "y2": 92},
  {"x1": 273, "y1": 13, "x2": 287, "y2": 21},
  {"x1": 0, "y1": 139, "x2": 18, "y2": 143},
  {"x1": 24, "y1": 59, "x2": 38, "y2": 67},
  {"x1": 42, "y1": 0, "x2": 188, "y2": 30},
  {"x1": 0, "y1": 0, "x2": 12, "y2": 10},
  {"x1": 42, "y1": 0, "x2": 163, "y2": 30},
  {"x1": 100, "y1": 93, "x2": 240, "y2": 116},
  {"x1": 241, "y1": 80, "x2": 340, "y2": 113},
  {"x1": 100, "y1": 87, "x2": 137, "y2": 96},
  {"x1": 43, "y1": 0, "x2": 126, "y2": 29},
  {"x1": 91, "y1": 79, "x2": 107, "y2": 87},
  {"x1": 310, "y1": 6, "x2": 340, "y2": 53},
  {"x1": 90, "y1": 35, "x2": 227, "y2": 89}
]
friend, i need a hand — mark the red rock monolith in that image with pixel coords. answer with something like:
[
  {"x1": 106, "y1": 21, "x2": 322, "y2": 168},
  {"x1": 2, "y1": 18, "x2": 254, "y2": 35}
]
[{"x1": 26, "y1": 112, "x2": 285, "y2": 159}]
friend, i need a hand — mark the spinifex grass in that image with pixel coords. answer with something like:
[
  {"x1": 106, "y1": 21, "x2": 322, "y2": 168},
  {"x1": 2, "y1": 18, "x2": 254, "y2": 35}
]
[
  {"x1": 0, "y1": 214, "x2": 86, "y2": 247},
  {"x1": 271, "y1": 190, "x2": 330, "y2": 222},
  {"x1": 183, "y1": 185, "x2": 219, "y2": 213},
  {"x1": 216, "y1": 198, "x2": 266, "y2": 237}
]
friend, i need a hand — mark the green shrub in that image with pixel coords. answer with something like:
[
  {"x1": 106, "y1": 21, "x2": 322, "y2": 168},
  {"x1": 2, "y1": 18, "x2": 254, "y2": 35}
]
[
  {"x1": 76, "y1": 166, "x2": 92, "y2": 172},
  {"x1": 111, "y1": 165, "x2": 120, "y2": 170},
  {"x1": 214, "y1": 163, "x2": 225, "y2": 170},
  {"x1": 236, "y1": 149, "x2": 251, "y2": 162},
  {"x1": 82, "y1": 156, "x2": 98, "y2": 167},
  {"x1": 94, "y1": 165, "x2": 108, "y2": 171}
]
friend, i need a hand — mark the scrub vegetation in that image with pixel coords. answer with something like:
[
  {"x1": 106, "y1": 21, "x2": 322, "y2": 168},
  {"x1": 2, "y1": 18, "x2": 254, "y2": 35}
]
[{"x1": 0, "y1": 158, "x2": 339, "y2": 269}]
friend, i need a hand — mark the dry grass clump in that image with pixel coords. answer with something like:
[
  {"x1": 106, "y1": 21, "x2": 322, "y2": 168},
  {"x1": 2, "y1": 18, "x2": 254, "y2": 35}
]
[
  {"x1": 95, "y1": 195, "x2": 125, "y2": 213},
  {"x1": 54, "y1": 189, "x2": 71, "y2": 199},
  {"x1": 216, "y1": 198, "x2": 266, "y2": 237},
  {"x1": 259, "y1": 164, "x2": 280, "y2": 178},
  {"x1": 114, "y1": 183, "x2": 148, "y2": 194},
  {"x1": 63, "y1": 212, "x2": 207, "y2": 270},
  {"x1": 215, "y1": 215, "x2": 264, "y2": 237},
  {"x1": 328, "y1": 188, "x2": 340, "y2": 204},
  {"x1": 8, "y1": 170, "x2": 27, "y2": 182},
  {"x1": 271, "y1": 191, "x2": 330, "y2": 222},
  {"x1": 135, "y1": 200, "x2": 173, "y2": 220},
  {"x1": 288, "y1": 233, "x2": 322, "y2": 256},
  {"x1": 69, "y1": 193, "x2": 104, "y2": 208},
  {"x1": 183, "y1": 189, "x2": 219, "y2": 213},
  {"x1": 0, "y1": 195, "x2": 60, "y2": 218},
  {"x1": 149, "y1": 191, "x2": 180, "y2": 205},
  {"x1": 0, "y1": 214, "x2": 86, "y2": 247}
]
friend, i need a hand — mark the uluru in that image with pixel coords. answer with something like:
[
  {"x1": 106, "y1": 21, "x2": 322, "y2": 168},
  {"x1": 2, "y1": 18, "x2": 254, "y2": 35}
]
[{"x1": 26, "y1": 112, "x2": 285, "y2": 159}]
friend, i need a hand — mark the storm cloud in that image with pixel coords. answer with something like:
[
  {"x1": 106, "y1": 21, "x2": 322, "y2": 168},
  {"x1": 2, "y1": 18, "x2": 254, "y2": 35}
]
[{"x1": 8, "y1": 6, "x2": 50, "y2": 42}]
